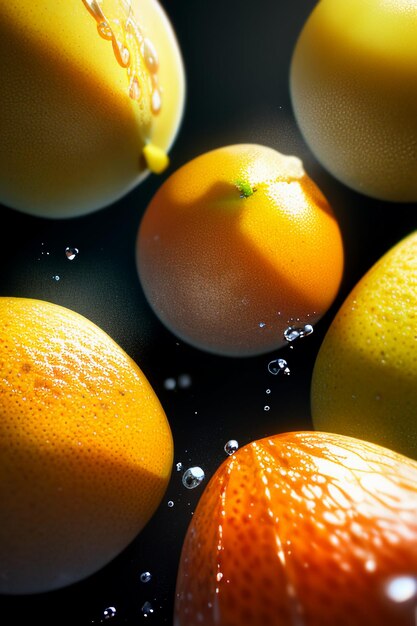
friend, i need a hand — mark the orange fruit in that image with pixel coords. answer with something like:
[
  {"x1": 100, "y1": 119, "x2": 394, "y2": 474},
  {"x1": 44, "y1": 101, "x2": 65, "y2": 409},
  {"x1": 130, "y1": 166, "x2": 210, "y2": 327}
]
[
  {"x1": 0, "y1": 0, "x2": 185, "y2": 217},
  {"x1": 0, "y1": 297, "x2": 173, "y2": 594},
  {"x1": 290, "y1": 0, "x2": 417, "y2": 202},
  {"x1": 174, "y1": 431, "x2": 417, "y2": 626},
  {"x1": 136, "y1": 144, "x2": 344, "y2": 357}
]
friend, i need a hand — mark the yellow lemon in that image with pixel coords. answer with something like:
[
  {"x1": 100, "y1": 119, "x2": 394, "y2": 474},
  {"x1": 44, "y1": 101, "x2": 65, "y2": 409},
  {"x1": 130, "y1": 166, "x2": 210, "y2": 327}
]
[
  {"x1": 0, "y1": 0, "x2": 185, "y2": 218},
  {"x1": 290, "y1": 0, "x2": 417, "y2": 202},
  {"x1": 311, "y1": 231, "x2": 417, "y2": 459},
  {"x1": 0, "y1": 297, "x2": 173, "y2": 594}
]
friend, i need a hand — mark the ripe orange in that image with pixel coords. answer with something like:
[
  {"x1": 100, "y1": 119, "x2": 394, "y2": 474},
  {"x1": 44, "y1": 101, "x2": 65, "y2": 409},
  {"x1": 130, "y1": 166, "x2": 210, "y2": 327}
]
[
  {"x1": 136, "y1": 144, "x2": 344, "y2": 357},
  {"x1": 0, "y1": 297, "x2": 173, "y2": 594},
  {"x1": 174, "y1": 431, "x2": 417, "y2": 626}
]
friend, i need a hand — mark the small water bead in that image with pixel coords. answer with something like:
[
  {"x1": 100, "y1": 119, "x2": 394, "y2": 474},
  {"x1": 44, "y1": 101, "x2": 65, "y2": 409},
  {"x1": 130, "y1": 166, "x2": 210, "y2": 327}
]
[
  {"x1": 141, "y1": 601, "x2": 154, "y2": 617},
  {"x1": 264, "y1": 405, "x2": 270, "y2": 411},
  {"x1": 97, "y1": 20, "x2": 113, "y2": 40},
  {"x1": 259, "y1": 322, "x2": 266, "y2": 328},
  {"x1": 284, "y1": 324, "x2": 314, "y2": 343},
  {"x1": 385, "y1": 576, "x2": 417, "y2": 603},
  {"x1": 266, "y1": 388, "x2": 271, "y2": 394},
  {"x1": 65, "y1": 246, "x2": 79, "y2": 261},
  {"x1": 142, "y1": 38, "x2": 159, "y2": 73},
  {"x1": 176, "y1": 462, "x2": 183, "y2": 472},
  {"x1": 178, "y1": 373, "x2": 192, "y2": 389},
  {"x1": 224, "y1": 440, "x2": 239, "y2": 455},
  {"x1": 268, "y1": 358, "x2": 290, "y2": 376},
  {"x1": 140, "y1": 571, "x2": 152, "y2": 583},
  {"x1": 52, "y1": 275, "x2": 60, "y2": 281},
  {"x1": 129, "y1": 76, "x2": 141, "y2": 101},
  {"x1": 182, "y1": 466, "x2": 205, "y2": 489},
  {"x1": 103, "y1": 606, "x2": 117, "y2": 620},
  {"x1": 151, "y1": 87, "x2": 162, "y2": 115},
  {"x1": 167, "y1": 500, "x2": 174, "y2": 508},
  {"x1": 164, "y1": 378, "x2": 176, "y2": 391}
]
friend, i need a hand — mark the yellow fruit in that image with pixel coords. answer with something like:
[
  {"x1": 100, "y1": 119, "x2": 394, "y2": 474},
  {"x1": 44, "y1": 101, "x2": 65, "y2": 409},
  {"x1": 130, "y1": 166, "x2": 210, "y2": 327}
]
[
  {"x1": 0, "y1": 297, "x2": 173, "y2": 594},
  {"x1": 290, "y1": 0, "x2": 417, "y2": 202},
  {"x1": 0, "y1": 0, "x2": 185, "y2": 218},
  {"x1": 137, "y1": 143, "x2": 344, "y2": 357},
  {"x1": 311, "y1": 231, "x2": 417, "y2": 460}
]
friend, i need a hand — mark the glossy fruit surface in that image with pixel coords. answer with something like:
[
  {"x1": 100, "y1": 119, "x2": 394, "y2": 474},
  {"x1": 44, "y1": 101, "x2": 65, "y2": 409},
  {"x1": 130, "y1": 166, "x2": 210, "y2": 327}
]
[
  {"x1": 174, "y1": 431, "x2": 417, "y2": 626},
  {"x1": 0, "y1": 0, "x2": 185, "y2": 217},
  {"x1": 290, "y1": 0, "x2": 417, "y2": 202},
  {"x1": 311, "y1": 230, "x2": 417, "y2": 460},
  {"x1": 137, "y1": 143, "x2": 344, "y2": 357},
  {"x1": 0, "y1": 297, "x2": 173, "y2": 594}
]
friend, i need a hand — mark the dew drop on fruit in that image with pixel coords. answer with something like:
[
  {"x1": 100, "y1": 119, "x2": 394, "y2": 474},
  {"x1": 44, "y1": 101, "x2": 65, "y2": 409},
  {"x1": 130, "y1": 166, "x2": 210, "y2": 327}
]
[
  {"x1": 103, "y1": 606, "x2": 117, "y2": 620},
  {"x1": 284, "y1": 324, "x2": 314, "y2": 342},
  {"x1": 141, "y1": 601, "x2": 154, "y2": 617},
  {"x1": 65, "y1": 246, "x2": 79, "y2": 261},
  {"x1": 384, "y1": 575, "x2": 417, "y2": 603},
  {"x1": 182, "y1": 467, "x2": 205, "y2": 489},
  {"x1": 224, "y1": 440, "x2": 239, "y2": 455},
  {"x1": 268, "y1": 358, "x2": 290, "y2": 376},
  {"x1": 140, "y1": 571, "x2": 152, "y2": 583}
]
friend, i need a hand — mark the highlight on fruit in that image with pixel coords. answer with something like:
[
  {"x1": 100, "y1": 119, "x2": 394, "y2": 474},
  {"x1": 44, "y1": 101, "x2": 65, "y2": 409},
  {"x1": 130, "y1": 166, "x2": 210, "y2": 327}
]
[{"x1": 0, "y1": 0, "x2": 185, "y2": 218}]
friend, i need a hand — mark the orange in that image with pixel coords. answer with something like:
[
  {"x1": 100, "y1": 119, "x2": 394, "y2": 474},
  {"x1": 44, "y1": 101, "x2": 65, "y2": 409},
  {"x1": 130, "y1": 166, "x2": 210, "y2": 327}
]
[
  {"x1": 0, "y1": 297, "x2": 173, "y2": 594},
  {"x1": 0, "y1": 0, "x2": 185, "y2": 217},
  {"x1": 136, "y1": 144, "x2": 344, "y2": 357},
  {"x1": 174, "y1": 431, "x2": 417, "y2": 626}
]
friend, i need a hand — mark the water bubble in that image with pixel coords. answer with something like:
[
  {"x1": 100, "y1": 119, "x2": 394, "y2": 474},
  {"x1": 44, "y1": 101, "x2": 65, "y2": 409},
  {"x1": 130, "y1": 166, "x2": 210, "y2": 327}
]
[
  {"x1": 65, "y1": 246, "x2": 79, "y2": 261},
  {"x1": 224, "y1": 440, "x2": 239, "y2": 455},
  {"x1": 103, "y1": 606, "x2": 117, "y2": 620},
  {"x1": 259, "y1": 322, "x2": 266, "y2": 328},
  {"x1": 385, "y1": 576, "x2": 417, "y2": 603},
  {"x1": 176, "y1": 462, "x2": 183, "y2": 472},
  {"x1": 182, "y1": 466, "x2": 205, "y2": 489},
  {"x1": 268, "y1": 358, "x2": 290, "y2": 376},
  {"x1": 266, "y1": 388, "x2": 271, "y2": 394},
  {"x1": 167, "y1": 500, "x2": 174, "y2": 508},
  {"x1": 52, "y1": 275, "x2": 60, "y2": 281},
  {"x1": 141, "y1": 601, "x2": 154, "y2": 617},
  {"x1": 178, "y1": 373, "x2": 192, "y2": 388},
  {"x1": 284, "y1": 324, "x2": 314, "y2": 343},
  {"x1": 140, "y1": 571, "x2": 152, "y2": 583},
  {"x1": 164, "y1": 378, "x2": 176, "y2": 390},
  {"x1": 264, "y1": 405, "x2": 270, "y2": 411}
]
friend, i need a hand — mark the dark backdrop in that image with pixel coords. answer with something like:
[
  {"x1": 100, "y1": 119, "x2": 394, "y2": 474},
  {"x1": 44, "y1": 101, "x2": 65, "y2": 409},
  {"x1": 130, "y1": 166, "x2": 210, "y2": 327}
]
[{"x1": 1, "y1": 0, "x2": 416, "y2": 624}]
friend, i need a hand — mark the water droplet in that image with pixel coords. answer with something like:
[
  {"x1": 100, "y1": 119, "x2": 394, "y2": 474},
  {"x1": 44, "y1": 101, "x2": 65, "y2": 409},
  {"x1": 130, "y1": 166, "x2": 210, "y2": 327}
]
[
  {"x1": 103, "y1": 606, "x2": 117, "y2": 620},
  {"x1": 284, "y1": 324, "x2": 314, "y2": 343},
  {"x1": 167, "y1": 500, "x2": 174, "y2": 508},
  {"x1": 224, "y1": 440, "x2": 239, "y2": 455},
  {"x1": 65, "y1": 246, "x2": 79, "y2": 261},
  {"x1": 385, "y1": 576, "x2": 417, "y2": 603},
  {"x1": 264, "y1": 405, "x2": 270, "y2": 411},
  {"x1": 266, "y1": 388, "x2": 271, "y2": 394},
  {"x1": 178, "y1": 373, "x2": 192, "y2": 388},
  {"x1": 140, "y1": 571, "x2": 152, "y2": 583},
  {"x1": 141, "y1": 601, "x2": 154, "y2": 617},
  {"x1": 52, "y1": 275, "x2": 60, "y2": 281},
  {"x1": 97, "y1": 20, "x2": 113, "y2": 40},
  {"x1": 182, "y1": 466, "x2": 205, "y2": 489},
  {"x1": 151, "y1": 87, "x2": 162, "y2": 114},
  {"x1": 142, "y1": 38, "x2": 159, "y2": 73},
  {"x1": 129, "y1": 76, "x2": 141, "y2": 101},
  {"x1": 259, "y1": 322, "x2": 266, "y2": 328},
  {"x1": 176, "y1": 462, "x2": 183, "y2": 472},
  {"x1": 164, "y1": 378, "x2": 176, "y2": 390},
  {"x1": 268, "y1": 358, "x2": 290, "y2": 375}
]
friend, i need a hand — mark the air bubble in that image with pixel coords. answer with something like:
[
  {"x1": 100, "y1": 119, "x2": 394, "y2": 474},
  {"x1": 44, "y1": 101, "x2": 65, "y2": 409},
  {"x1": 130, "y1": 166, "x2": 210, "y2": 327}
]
[
  {"x1": 224, "y1": 440, "x2": 239, "y2": 455},
  {"x1": 284, "y1": 324, "x2": 314, "y2": 343},
  {"x1": 264, "y1": 405, "x2": 270, "y2": 411},
  {"x1": 182, "y1": 467, "x2": 205, "y2": 489},
  {"x1": 140, "y1": 571, "x2": 152, "y2": 583},
  {"x1": 268, "y1": 358, "x2": 290, "y2": 375},
  {"x1": 259, "y1": 322, "x2": 266, "y2": 328},
  {"x1": 167, "y1": 500, "x2": 174, "y2": 508},
  {"x1": 103, "y1": 606, "x2": 117, "y2": 620},
  {"x1": 141, "y1": 601, "x2": 154, "y2": 617},
  {"x1": 65, "y1": 246, "x2": 79, "y2": 261},
  {"x1": 176, "y1": 462, "x2": 183, "y2": 472},
  {"x1": 52, "y1": 275, "x2": 60, "y2": 281}
]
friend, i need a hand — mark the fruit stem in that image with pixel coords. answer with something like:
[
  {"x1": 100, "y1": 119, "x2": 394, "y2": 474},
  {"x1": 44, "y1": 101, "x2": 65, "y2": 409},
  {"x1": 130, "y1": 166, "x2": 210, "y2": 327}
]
[{"x1": 235, "y1": 179, "x2": 255, "y2": 198}]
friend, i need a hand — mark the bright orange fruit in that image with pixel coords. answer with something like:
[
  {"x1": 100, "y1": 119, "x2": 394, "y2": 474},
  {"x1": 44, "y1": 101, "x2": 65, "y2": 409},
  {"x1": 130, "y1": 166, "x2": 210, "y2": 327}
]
[
  {"x1": 0, "y1": 297, "x2": 173, "y2": 594},
  {"x1": 137, "y1": 144, "x2": 344, "y2": 357},
  {"x1": 174, "y1": 431, "x2": 417, "y2": 626}
]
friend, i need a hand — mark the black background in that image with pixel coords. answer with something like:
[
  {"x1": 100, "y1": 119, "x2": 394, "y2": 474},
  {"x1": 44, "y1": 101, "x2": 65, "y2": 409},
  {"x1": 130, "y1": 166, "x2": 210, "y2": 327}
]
[{"x1": 1, "y1": 0, "x2": 416, "y2": 624}]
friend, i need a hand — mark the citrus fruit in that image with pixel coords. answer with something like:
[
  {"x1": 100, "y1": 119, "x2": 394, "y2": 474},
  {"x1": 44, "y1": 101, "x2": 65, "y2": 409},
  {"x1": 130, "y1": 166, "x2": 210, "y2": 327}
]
[
  {"x1": 311, "y1": 230, "x2": 417, "y2": 460},
  {"x1": 136, "y1": 143, "x2": 344, "y2": 357},
  {"x1": 0, "y1": 0, "x2": 185, "y2": 218},
  {"x1": 290, "y1": 0, "x2": 417, "y2": 202},
  {"x1": 0, "y1": 297, "x2": 173, "y2": 594},
  {"x1": 174, "y1": 431, "x2": 417, "y2": 626}
]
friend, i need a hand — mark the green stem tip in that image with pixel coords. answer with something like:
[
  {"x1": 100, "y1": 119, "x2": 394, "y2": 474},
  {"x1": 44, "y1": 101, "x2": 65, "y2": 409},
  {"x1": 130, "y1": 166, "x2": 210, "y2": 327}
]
[{"x1": 235, "y1": 179, "x2": 255, "y2": 198}]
